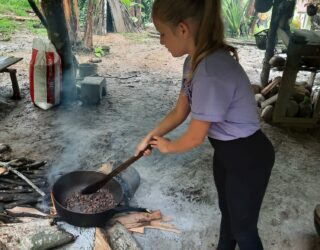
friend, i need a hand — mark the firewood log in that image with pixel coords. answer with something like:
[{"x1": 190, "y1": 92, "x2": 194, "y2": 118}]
[
  {"x1": 94, "y1": 228, "x2": 112, "y2": 250},
  {"x1": 4, "y1": 198, "x2": 39, "y2": 209},
  {"x1": 146, "y1": 220, "x2": 182, "y2": 234},
  {"x1": 261, "y1": 94, "x2": 278, "y2": 109},
  {"x1": 106, "y1": 222, "x2": 141, "y2": 250},
  {"x1": 111, "y1": 210, "x2": 162, "y2": 226},
  {"x1": 0, "y1": 168, "x2": 7, "y2": 176},
  {"x1": 261, "y1": 105, "x2": 274, "y2": 123},
  {"x1": 128, "y1": 227, "x2": 145, "y2": 234},
  {"x1": 18, "y1": 161, "x2": 47, "y2": 170},
  {"x1": 0, "y1": 213, "x2": 21, "y2": 223},
  {"x1": 6, "y1": 206, "x2": 51, "y2": 218},
  {"x1": 261, "y1": 77, "x2": 282, "y2": 97},
  {"x1": 0, "y1": 189, "x2": 33, "y2": 194},
  {"x1": 0, "y1": 193, "x2": 39, "y2": 202},
  {"x1": 251, "y1": 84, "x2": 262, "y2": 94}
]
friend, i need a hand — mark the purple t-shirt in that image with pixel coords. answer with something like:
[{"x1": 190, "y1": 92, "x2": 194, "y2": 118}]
[{"x1": 181, "y1": 50, "x2": 260, "y2": 141}]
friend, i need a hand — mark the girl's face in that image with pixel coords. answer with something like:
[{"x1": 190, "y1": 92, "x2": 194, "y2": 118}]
[{"x1": 153, "y1": 19, "x2": 192, "y2": 57}]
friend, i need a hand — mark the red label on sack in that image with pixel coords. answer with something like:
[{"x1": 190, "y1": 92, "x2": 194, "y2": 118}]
[
  {"x1": 46, "y1": 52, "x2": 55, "y2": 104},
  {"x1": 29, "y1": 48, "x2": 38, "y2": 102}
]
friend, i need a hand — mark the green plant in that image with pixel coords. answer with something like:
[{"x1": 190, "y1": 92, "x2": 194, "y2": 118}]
[
  {"x1": 222, "y1": 0, "x2": 250, "y2": 37},
  {"x1": 121, "y1": 0, "x2": 132, "y2": 8},
  {"x1": 141, "y1": 0, "x2": 153, "y2": 24},
  {"x1": 94, "y1": 46, "x2": 105, "y2": 57}
]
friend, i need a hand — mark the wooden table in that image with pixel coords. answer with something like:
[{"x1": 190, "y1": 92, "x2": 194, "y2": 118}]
[
  {"x1": 273, "y1": 29, "x2": 320, "y2": 128},
  {"x1": 0, "y1": 56, "x2": 23, "y2": 99}
]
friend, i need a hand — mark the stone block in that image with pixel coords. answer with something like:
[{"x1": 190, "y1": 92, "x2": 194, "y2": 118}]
[{"x1": 80, "y1": 77, "x2": 106, "y2": 104}]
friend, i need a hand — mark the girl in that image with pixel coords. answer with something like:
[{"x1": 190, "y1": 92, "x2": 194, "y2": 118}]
[{"x1": 135, "y1": 0, "x2": 275, "y2": 249}]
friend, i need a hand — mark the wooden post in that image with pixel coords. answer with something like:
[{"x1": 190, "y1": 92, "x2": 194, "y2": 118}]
[
  {"x1": 41, "y1": 0, "x2": 76, "y2": 103},
  {"x1": 259, "y1": 1, "x2": 281, "y2": 87},
  {"x1": 260, "y1": 0, "x2": 296, "y2": 87},
  {"x1": 4, "y1": 68, "x2": 21, "y2": 100},
  {"x1": 9, "y1": 69, "x2": 20, "y2": 99}
]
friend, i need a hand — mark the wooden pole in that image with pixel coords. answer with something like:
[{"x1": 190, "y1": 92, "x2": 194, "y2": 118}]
[
  {"x1": 41, "y1": 0, "x2": 76, "y2": 103},
  {"x1": 259, "y1": 1, "x2": 282, "y2": 87},
  {"x1": 260, "y1": 0, "x2": 295, "y2": 87}
]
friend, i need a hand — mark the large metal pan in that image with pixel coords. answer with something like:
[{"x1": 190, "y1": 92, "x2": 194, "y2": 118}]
[{"x1": 52, "y1": 170, "x2": 144, "y2": 227}]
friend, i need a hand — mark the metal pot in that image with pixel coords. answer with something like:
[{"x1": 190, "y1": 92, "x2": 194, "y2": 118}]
[{"x1": 51, "y1": 170, "x2": 145, "y2": 227}]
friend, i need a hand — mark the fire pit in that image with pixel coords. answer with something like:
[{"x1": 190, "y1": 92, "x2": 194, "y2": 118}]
[{"x1": 51, "y1": 170, "x2": 147, "y2": 227}]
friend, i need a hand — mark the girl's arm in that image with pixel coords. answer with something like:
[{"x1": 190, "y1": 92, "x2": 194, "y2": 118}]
[
  {"x1": 150, "y1": 91, "x2": 190, "y2": 136},
  {"x1": 151, "y1": 118, "x2": 211, "y2": 154},
  {"x1": 135, "y1": 91, "x2": 190, "y2": 155}
]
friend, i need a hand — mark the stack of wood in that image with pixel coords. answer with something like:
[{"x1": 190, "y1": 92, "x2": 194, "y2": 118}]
[
  {"x1": 109, "y1": 209, "x2": 180, "y2": 234},
  {"x1": 93, "y1": 162, "x2": 182, "y2": 249},
  {"x1": 0, "y1": 144, "x2": 48, "y2": 213},
  {"x1": 94, "y1": 210, "x2": 181, "y2": 250},
  {"x1": 252, "y1": 77, "x2": 314, "y2": 123},
  {"x1": 0, "y1": 143, "x2": 77, "y2": 249}
]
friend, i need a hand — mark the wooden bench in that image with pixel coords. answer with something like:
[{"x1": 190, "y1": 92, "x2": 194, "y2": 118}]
[{"x1": 0, "y1": 56, "x2": 23, "y2": 99}]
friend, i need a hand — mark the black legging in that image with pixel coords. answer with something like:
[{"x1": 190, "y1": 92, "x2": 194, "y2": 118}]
[{"x1": 208, "y1": 130, "x2": 275, "y2": 250}]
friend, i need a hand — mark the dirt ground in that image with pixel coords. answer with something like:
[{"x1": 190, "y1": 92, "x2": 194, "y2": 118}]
[{"x1": 1, "y1": 30, "x2": 320, "y2": 250}]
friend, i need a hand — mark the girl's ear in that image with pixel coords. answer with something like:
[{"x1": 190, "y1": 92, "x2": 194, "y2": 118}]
[{"x1": 178, "y1": 21, "x2": 191, "y2": 38}]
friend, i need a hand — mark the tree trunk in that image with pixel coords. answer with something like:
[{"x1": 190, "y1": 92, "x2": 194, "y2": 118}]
[
  {"x1": 246, "y1": 0, "x2": 256, "y2": 16},
  {"x1": 84, "y1": 0, "x2": 94, "y2": 49},
  {"x1": 41, "y1": 0, "x2": 76, "y2": 103},
  {"x1": 246, "y1": 0, "x2": 257, "y2": 35},
  {"x1": 128, "y1": 0, "x2": 142, "y2": 27},
  {"x1": 94, "y1": 0, "x2": 107, "y2": 35},
  {"x1": 108, "y1": 0, "x2": 137, "y2": 32},
  {"x1": 135, "y1": 0, "x2": 142, "y2": 26},
  {"x1": 104, "y1": 0, "x2": 108, "y2": 33},
  {"x1": 71, "y1": 0, "x2": 80, "y2": 40},
  {"x1": 129, "y1": 2, "x2": 135, "y2": 16},
  {"x1": 63, "y1": 0, "x2": 80, "y2": 45}
]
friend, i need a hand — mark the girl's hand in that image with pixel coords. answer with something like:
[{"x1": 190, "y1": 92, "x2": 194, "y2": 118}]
[
  {"x1": 135, "y1": 135, "x2": 153, "y2": 157},
  {"x1": 150, "y1": 135, "x2": 171, "y2": 154}
]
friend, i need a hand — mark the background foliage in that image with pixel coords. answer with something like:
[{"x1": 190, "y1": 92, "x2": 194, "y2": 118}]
[
  {"x1": 222, "y1": 0, "x2": 251, "y2": 37},
  {"x1": 0, "y1": 0, "x2": 46, "y2": 38},
  {"x1": 0, "y1": 0, "x2": 255, "y2": 38}
]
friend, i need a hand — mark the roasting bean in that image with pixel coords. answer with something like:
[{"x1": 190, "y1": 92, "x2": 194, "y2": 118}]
[{"x1": 64, "y1": 189, "x2": 115, "y2": 214}]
